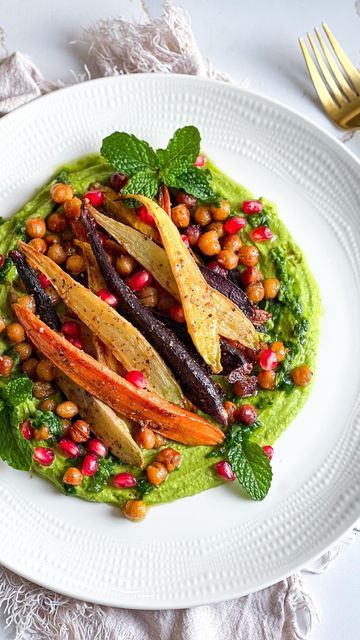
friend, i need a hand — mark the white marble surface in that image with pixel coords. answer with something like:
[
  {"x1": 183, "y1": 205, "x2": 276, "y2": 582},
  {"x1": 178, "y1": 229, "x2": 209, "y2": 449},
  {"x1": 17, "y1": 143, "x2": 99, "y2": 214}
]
[{"x1": 1, "y1": 0, "x2": 360, "y2": 637}]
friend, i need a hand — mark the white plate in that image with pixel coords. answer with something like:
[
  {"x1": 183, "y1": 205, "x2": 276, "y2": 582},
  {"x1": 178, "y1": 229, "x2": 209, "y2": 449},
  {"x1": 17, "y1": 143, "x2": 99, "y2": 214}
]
[{"x1": 1, "y1": 75, "x2": 360, "y2": 609}]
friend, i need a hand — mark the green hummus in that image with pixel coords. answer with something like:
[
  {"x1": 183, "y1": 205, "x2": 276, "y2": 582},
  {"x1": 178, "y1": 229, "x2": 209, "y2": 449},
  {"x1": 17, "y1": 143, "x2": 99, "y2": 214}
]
[{"x1": 0, "y1": 155, "x2": 320, "y2": 508}]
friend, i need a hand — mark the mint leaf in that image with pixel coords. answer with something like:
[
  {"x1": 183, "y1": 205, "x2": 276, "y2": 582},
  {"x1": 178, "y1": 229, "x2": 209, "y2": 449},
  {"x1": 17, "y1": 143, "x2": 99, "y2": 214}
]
[
  {"x1": 227, "y1": 429, "x2": 272, "y2": 501},
  {"x1": 122, "y1": 170, "x2": 159, "y2": 199},
  {"x1": 166, "y1": 166, "x2": 218, "y2": 202},
  {"x1": 0, "y1": 376, "x2": 36, "y2": 470},
  {"x1": 157, "y1": 126, "x2": 200, "y2": 171},
  {"x1": 101, "y1": 132, "x2": 158, "y2": 175}
]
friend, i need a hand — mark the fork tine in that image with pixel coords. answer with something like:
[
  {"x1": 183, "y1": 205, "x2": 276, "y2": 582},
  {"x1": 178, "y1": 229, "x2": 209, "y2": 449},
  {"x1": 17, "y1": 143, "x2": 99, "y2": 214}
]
[
  {"x1": 315, "y1": 27, "x2": 356, "y2": 100},
  {"x1": 322, "y1": 22, "x2": 360, "y2": 92},
  {"x1": 307, "y1": 33, "x2": 344, "y2": 105},
  {"x1": 299, "y1": 38, "x2": 338, "y2": 114}
]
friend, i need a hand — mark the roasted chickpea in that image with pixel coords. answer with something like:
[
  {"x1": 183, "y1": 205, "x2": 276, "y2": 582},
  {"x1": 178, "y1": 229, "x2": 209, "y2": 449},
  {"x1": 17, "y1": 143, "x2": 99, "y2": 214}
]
[
  {"x1": 153, "y1": 433, "x2": 167, "y2": 448},
  {"x1": 36, "y1": 359, "x2": 56, "y2": 382},
  {"x1": 171, "y1": 204, "x2": 190, "y2": 228},
  {"x1": 223, "y1": 400, "x2": 237, "y2": 424},
  {"x1": 44, "y1": 233, "x2": 61, "y2": 246},
  {"x1": 135, "y1": 426, "x2": 156, "y2": 449},
  {"x1": 263, "y1": 278, "x2": 280, "y2": 300},
  {"x1": 236, "y1": 404, "x2": 257, "y2": 425},
  {"x1": 34, "y1": 426, "x2": 50, "y2": 441},
  {"x1": 47, "y1": 243, "x2": 67, "y2": 265},
  {"x1": 197, "y1": 230, "x2": 221, "y2": 256},
  {"x1": 21, "y1": 357, "x2": 39, "y2": 379},
  {"x1": 270, "y1": 341, "x2": 286, "y2": 362},
  {"x1": 257, "y1": 370, "x2": 276, "y2": 390},
  {"x1": 62, "y1": 241, "x2": 77, "y2": 257},
  {"x1": 50, "y1": 182, "x2": 73, "y2": 204},
  {"x1": 63, "y1": 467, "x2": 83, "y2": 486},
  {"x1": 147, "y1": 461, "x2": 168, "y2": 485},
  {"x1": 46, "y1": 212, "x2": 67, "y2": 233},
  {"x1": 217, "y1": 249, "x2": 239, "y2": 270},
  {"x1": 70, "y1": 419, "x2": 91, "y2": 443},
  {"x1": 6, "y1": 322, "x2": 25, "y2": 344},
  {"x1": 33, "y1": 381, "x2": 54, "y2": 399},
  {"x1": 175, "y1": 191, "x2": 197, "y2": 208},
  {"x1": 61, "y1": 419, "x2": 71, "y2": 436},
  {"x1": 44, "y1": 286, "x2": 60, "y2": 306},
  {"x1": 39, "y1": 398, "x2": 56, "y2": 412},
  {"x1": 155, "y1": 447, "x2": 182, "y2": 472},
  {"x1": 222, "y1": 234, "x2": 242, "y2": 253},
  {"x1": 56, "y1": 401, "x2": 79, "y2": 419},
  {"x1": 115, "y1": 255, "x2": 136, "y2": 277},
  {"x1": 238, "y1": 244, "x2": 259, "y2": 267},
  {"x1": 15, "y1": 341, "x2": 33, "y2": 361},
  {"x1": 25, "y1": 217, "x2": 46, "y2": 239},
  {"x1": 28, "y1": 237, "x2": 47, "y2": 253},
  {"x1": 0, "y1": 355, "x2": 14, "y2": 377},
  {"x1": 207, "y1": 222, "x2": 224, "y2": 239},
  {"x1": 63, "y1": 196, "x2": 82, "y2": 220},
  {"x1": 66, "y1": 254, "x2": 86, "y2": 275},
  {"x1": 184, "y1": 224, "x2": 201, "y2": 246},
  {"x1": 246, "y1": 281, "x2": 265, "y2": 304},
  {"x1": 290, "y1": 364, "x2": 313, "y2": 387},
  {"x1": 138, "y1": 285, "x2": 158, "y2": 308},
  {"x1": 210, "y1": 199, "x2": 231, "y2": 221},
  {"x1": 194, "y1": 205, "x2": 211, "y2": 227},
  {"x1": 16, "y1": 294, "x2": 36, "y2": 313},
  {"x1": 0, "y1": 318, "x2": 5, "y2": 334},
  {"x1": 240, "y1": 266, "x2": 263, "y2": 287},
  {"x1": 123, "y1": 499, "x2": 147, "y2": 521}
]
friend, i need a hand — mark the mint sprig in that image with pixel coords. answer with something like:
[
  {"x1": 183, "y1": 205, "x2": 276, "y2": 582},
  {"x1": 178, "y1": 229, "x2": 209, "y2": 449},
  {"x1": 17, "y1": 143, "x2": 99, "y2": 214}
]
[
  {"x1": 100, "y1": 126, "x2": 218, "y2": 203},
  {"x1": 225, "y1": 425, "x2": 272, "y2": 501},
  {"x1": 0, "y1": 376, "x2": 36, "y2": 470}
]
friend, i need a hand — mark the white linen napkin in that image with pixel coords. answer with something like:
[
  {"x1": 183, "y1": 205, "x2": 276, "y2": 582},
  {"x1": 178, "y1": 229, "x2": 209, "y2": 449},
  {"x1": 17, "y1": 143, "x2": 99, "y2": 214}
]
[{"x1": 0, "y1": 2, "x2": 356, "y2": 638}]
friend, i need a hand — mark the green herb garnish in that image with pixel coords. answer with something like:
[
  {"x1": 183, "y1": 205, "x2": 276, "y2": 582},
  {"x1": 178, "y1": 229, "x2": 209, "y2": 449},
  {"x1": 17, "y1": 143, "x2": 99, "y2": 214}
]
[
  {"x1": 31, "y1": 410, "x2": 63, "y2": 438},
  {"x1": 86, "y1": 456, "x2": 116, "y2": 493},
  {"x1": 0, "y1": 376, "x2": 36, "y2": 470},
  {"x1": 226, "y1": 424, "x2": 272, "y2": 501}
]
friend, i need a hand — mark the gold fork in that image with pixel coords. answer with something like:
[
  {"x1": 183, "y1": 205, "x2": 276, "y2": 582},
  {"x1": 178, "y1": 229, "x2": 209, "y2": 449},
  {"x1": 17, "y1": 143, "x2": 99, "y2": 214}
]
[{"x1": 299, "y1": 22, "x2": 360, "y2": 129}]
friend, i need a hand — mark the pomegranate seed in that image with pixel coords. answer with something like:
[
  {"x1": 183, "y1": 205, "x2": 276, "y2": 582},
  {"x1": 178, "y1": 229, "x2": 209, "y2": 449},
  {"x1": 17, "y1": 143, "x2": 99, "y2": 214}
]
[
  {"x1": 87, "y1": 438, "x2": 108, "y2": 458},
  {"x1": 223, "y1": 217, "x2": 247, "y2": 234},
  {"x1": 180, "y1": 234, "x2": 190, "y2": 248},
  {"x1": 169, "y1": 304, "x2": 185, "y2": 323},
  {"x1": 215, "y1": 460, "x2": 235, "y2": 481},
  {"x1": 58, "y1": 438, "x2": 81, "y2": 458},
  {"x1": 237, "y1": 404, "x2": 257, "y2": 425},
  {"x1": 68, "y1": 337, "x2": 84, "y2": 350},
  {"x1": 38, "y1": 273, "x2": 51, "y2": 289},
  {"x1": 250, "y1": 226, "x2": 274, "y2": 242},
  {"x1": 82, "y1": 453, "x2": 99, "y2": 476},
  {"x1": 97, "y1": 288, "x2": 119, "y2": 307},
  {"x1": 113, "y1": 472, "x2": 137, "y2": 488},
  {"x1": 61, "y1": 321, "x2": 81, "y2": 339},
  {"x1": 125, "y1": 370, "x2": 147, "y2": 389},
  {"x1": 242, "y1": 200, "x2": 263, "y2": 215},
  {"x1": 128, "y1": 270, "x2": 152, "y2": 292},
  {"x1": 110, "y1": 172, "x2": 128, "y2": 192},
  {"x1": 207, "y1": 261, "x2": 228, "y2": 278},
  {"x1": 263, "y1": 445, "x2": 274, "y2": 461},
  {"x1": 259, "y1": 348, "x2": 278, "y2": 371},
  {"x1": 194, "y1": 154, "x2": 207, "y2": 167},
  {"x1": 83, "y1": 190, "x2": 104, "y2": 207},
  {"x1": 33, "y1": 447, "x2": 55, "y2": 466},
  {"x1": 138, "y1": 205, "x2": 155, "y2": 226},
  {"x1": 19, "y1": 419, "x2": 34, "y2": 441},
  {"x1": 0, "y1": 254, "x2": 4, "y2": 268}
]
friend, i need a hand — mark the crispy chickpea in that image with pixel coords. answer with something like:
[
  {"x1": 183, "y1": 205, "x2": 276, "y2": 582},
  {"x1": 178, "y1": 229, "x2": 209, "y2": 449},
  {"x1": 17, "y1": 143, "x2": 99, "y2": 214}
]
[
  {"x1": 123, "y1": 499, "x2": 147, "y2": 521},
  {"x1": 290, "y1": 364, "x2": 313, "y2": 387},
  {"x1": 135, "y1": 426, "x2": 156, "y2": 449},
  {"x1": 56, "y1": 401, "x2": 79, "y2": 419},
  {"x1": 147, "y1": 461, "x2": 168, "y2": 485},
  {"x1": 175, "y1": 191, "x2": 197, "y2": 208},
  {"x1": 238, "y1": 244, "x2": 259, "y2": 267},
  {"x1": 62, "y1": 241, "x2": 77, "y2": 257},
  {"x1": 222, "y1": 234, "x2": 242, "y2": 253},
  {"x1": 185, "y1": 224, "x2": 201, "y2": 246},
  {"x1": 44, "y1": 233, "x2": 61, "y2": 246},
  {"x1": 63, "y1": 196, "x2": 82, "y2": 220},
  {"x1": 34, "y1": 427, "x2": 50, "y2": 441},
  {"x1": 257, "y1": 370, "x2": 276, "y2": 390},
  {"x1": 16, "y1": 294, "x2": 36, "y2": 313},
  {"x1": 50, "y1": 182, "x2": 73, "y2": 204},
  {"x1": 46, "y1": 212, "x2": 67, "y2": 233},
  {"x1": 0, "y1": 355, "x2": 14, "y2": 377},
  {"x1": 263, "y1": 277, "x2": 280, "y2": 300},
  {"x1": 194, "y1": 205, "x2": 211, "y2": 227},
  {"x1": 116, "y1": 254, "x2": 136, "y2": 277},
  {"x1": 44, "y1": 286, "x2": 60, "y2": 306},
  {"x1": 70, "y1": 419, "x2": 91, "y2": 443},
  {"x1": 270, "y1": 341, "x2": 286, "y2": 362},
  {"x1": 33, "y1": 381, "x2": 53, "y2": 400},
  {"x1": 138, "y1": 285, "x2": 158, "y2": 308},
  {"x1": 25, "y1": 217, "x2": 46, "y2": 239},
  {"x1": 66, "y1": 254, "x2": 86, "y2": 275},
  {"x1": 47, "y1": 243, "x2": 67, "y2": 265},
  {"x1": 21, "y1": 357, "x2": 39, "y2": 379},
  {"x1": 210, "y1": 199, "x2": 231, "y2": 221},
  {"x1": 153, "y1": 433, "x2": 167, "y2": 448},
  {"x1": 217, "y1": 249, "x2": 239, "y2": 270},
  {"x1": 6, "y1": 322, "x2": 25, "y2": 344},
  {"x1": 155, "y1": 447, "x2": 182, "y2": 472},
  {"x1": 197, "y1": 230, "x2": 221, "y2": 256},
  {"x1": 207, "y1": 222, "x2": 225, "y2": 239},
  {"x1": 171, "y1": 204, "x2": 190, "y2": 228},
  {"x1": 28, "y1": 237, "x2": 47, "y2": 253},
  {"x1": 240, "y1": 266, "x2": 263, "y2": 287},
  {"x1": 39, "y1": 398, "x2": 56, "y2": 412},
  {"x1": 15, "y1": 341, "x2": 33, "y2": 361},
  {"x1": 61, "y1": 419, "x2": 71, "y2": 436},
  {"x1": 0, "y1": 318, "x2": 5, "y2": 334},
  {"x1": 246, "y1": 281, "x2": 265, "y2": 304},
  {"x1": 36, "y1": 359, "x2": 56, "y2": 382},
  {"x1": 223, "y1": 400, "x2": 237, "y2": 424},
  {"x1": 157, "y1": 294, "x2": 176, "y2": 314},
  {"x1": 63, "y1": 467, "x2": 83, "y2": 486}
]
